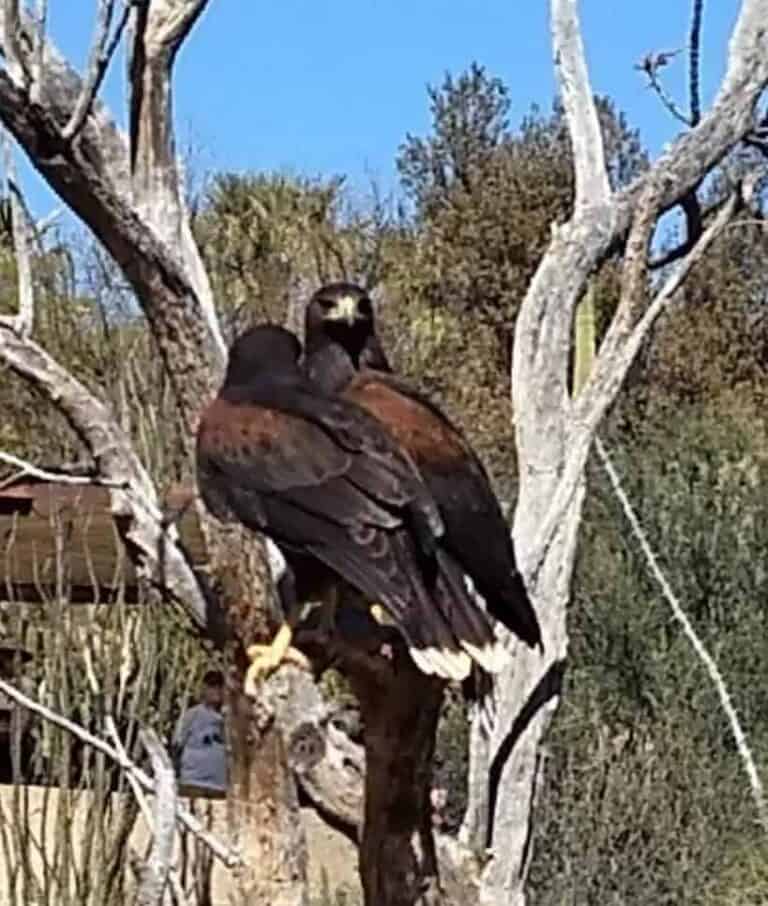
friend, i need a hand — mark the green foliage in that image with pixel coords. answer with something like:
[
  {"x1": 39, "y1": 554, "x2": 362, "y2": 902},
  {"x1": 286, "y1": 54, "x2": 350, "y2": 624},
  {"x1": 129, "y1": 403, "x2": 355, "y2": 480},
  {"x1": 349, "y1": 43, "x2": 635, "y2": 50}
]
[
  {"x1": 194, "y1": 171, "x2": 397, "y2": 341},
  {"x1": 529, "y1": 407, "x2": 768, "y2": 905},
  {"x1": 396, "y1": 64, "x2": 647, "y2": 341},
  {"x1": 392, "y1": 63, "x2": 768, "y2": 905}
]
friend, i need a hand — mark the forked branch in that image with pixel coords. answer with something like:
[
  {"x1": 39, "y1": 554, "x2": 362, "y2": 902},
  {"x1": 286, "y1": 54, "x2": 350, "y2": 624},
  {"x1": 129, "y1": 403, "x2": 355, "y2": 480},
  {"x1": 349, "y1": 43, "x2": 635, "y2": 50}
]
[
  {"x1": 63, "y1": 0, "x2": 133, "y2": 142},
  {"x1": 515, "y1": 0, "x2": 768, "y2": 575},
  {"x1": 530, "y1": 188, "x2": 740, "y2": 572}
]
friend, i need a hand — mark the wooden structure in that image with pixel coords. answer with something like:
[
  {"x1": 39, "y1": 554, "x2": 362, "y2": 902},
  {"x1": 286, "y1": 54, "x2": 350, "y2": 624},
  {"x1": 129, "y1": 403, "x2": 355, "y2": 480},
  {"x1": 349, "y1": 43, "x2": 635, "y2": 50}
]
[
  {"x1": 0, "y1": 477, "x2": 207, "y2": 784},
  {"x1": 0, "y1": 477, "x2": 205, "y2": 603}
]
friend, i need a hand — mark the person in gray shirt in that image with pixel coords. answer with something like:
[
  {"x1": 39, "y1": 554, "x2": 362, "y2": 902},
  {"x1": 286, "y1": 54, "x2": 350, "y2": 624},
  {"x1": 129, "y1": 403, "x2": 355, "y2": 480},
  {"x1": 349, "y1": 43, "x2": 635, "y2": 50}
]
[{"x1": 173, "y1": 669, "x2": 227, "y2": 796}]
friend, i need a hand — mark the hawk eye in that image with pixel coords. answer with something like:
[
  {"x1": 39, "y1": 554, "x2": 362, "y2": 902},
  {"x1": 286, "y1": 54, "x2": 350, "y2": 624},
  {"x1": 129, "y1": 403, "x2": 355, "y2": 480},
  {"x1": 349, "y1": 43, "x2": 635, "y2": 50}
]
[{"x1": 318, "y1": 298, "x2": 334, "y2": 311}]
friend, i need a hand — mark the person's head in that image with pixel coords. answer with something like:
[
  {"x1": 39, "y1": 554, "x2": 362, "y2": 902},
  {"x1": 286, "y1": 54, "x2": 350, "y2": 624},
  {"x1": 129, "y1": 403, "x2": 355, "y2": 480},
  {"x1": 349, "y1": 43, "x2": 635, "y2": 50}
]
[{"x1": 201, "y1": 669, "x2": 225, "y2": 708}]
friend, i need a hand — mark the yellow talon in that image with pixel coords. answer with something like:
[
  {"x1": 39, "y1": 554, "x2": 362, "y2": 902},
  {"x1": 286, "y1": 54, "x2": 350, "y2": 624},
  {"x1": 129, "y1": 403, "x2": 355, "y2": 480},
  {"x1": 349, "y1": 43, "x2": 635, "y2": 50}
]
[{"x1": 244, "y1": 623, "x2": 310, "y2": 696}]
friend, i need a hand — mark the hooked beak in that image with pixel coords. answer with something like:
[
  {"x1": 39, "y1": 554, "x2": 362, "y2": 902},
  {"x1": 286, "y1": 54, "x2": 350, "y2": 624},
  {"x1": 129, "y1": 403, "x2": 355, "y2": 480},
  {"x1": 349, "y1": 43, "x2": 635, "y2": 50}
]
[{"x1": 324, "y1": 295, "x2": 360, "y2": 327}]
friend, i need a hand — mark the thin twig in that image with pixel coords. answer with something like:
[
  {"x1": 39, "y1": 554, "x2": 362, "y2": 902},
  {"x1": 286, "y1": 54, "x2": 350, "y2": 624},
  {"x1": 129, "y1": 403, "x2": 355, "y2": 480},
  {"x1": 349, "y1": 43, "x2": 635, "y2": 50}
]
[
  {"x1": 0, "y1": 449, "x2": 170, "y2": 531},
  {"x1": 85, "y1": 639, "x2": 191, "y2": 906},
  {"x1": 0, "y1": 677, "x2": 242, "y2": 868},
  {"x1": 689, "y1": 0, "x2": 704, "y2": 126},
  {"x1": 0, "y1": 450, "x2": 126, "y2": 489},
  {"x1": 595, "y1": 436, "x2": 768, "y2": 833},
  {"x1": 34, "y1": 207, "x2": 61, "y2": 238},
  {"x1": 635, "y1": 49, "x2": 690, "y2": 125},
  {"x1": 82, "y1": 640, "x2": 158, "y2": 829},
  {"x1": 63, "y1": 0, "x2": 132, "y2": 143}
]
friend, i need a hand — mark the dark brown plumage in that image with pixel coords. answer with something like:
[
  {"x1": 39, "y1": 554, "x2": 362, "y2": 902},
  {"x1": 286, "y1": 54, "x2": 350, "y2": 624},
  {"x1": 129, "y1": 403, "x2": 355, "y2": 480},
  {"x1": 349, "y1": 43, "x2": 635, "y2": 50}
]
[
  {"x1": 303, "y1": 284, "x2": 543, "y2": 652},
  {"x1": 196, "y1": 324, "x2": 506, "y2": 685}
]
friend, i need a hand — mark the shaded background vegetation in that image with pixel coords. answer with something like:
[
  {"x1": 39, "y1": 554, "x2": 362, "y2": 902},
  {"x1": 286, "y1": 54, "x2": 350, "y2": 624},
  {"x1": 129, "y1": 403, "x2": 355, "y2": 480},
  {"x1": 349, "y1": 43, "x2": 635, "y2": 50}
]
[{"x1": 3, "y1": 63, "x2": 768, "y2": 904}]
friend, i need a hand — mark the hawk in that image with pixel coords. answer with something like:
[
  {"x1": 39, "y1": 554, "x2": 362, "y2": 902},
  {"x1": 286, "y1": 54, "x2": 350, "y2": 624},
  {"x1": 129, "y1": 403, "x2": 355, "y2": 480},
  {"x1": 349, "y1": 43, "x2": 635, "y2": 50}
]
[
  {"x1": 303, "y1": 283, "x2": 542, "y2": 652},
  {"x1": 196, "y1": 324, "x2": 507, "y2": 693}
]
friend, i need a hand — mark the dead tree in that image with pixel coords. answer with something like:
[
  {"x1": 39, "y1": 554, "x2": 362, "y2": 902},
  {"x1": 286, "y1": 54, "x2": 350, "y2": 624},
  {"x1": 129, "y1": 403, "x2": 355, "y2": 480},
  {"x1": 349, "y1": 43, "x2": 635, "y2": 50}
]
[
  {"x1": 460, "y1": 2, "x2": 768, "y2": 904},
  {"x1": 0, "y1": 1, "x2": 767, "y2": 905},
  {"x1": 0, "y1": 2, "x2": 308, "y2": 903}
]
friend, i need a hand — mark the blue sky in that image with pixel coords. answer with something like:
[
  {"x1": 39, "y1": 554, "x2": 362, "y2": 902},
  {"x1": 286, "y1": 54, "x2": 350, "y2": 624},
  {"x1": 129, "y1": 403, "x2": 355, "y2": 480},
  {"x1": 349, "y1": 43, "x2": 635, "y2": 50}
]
[{"x1": 22, "y1": 1, "x2": 742, "y2": 218}]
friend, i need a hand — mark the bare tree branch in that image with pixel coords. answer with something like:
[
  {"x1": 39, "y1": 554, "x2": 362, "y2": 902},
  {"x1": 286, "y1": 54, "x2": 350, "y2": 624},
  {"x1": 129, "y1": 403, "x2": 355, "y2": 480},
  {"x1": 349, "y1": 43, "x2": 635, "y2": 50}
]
[
  {"x1": 1, "y1": 0, "x2": 30, "y2": 85},
  {"x1": 125, "y1": 0, "x2": 223, "y2": 361},
  {"x1": 0, "y1": 676, "x2": 241, "y2": 867},
  {"x1": 0, "y1": 323, "x2": 211, "y2": 629},
  {"x1": 0, "y1": 450, "x2": 125, "y2": 488},
  {"x1": 636, "y1": 50, "x2": 691, "y2": 126},
  {"x1": 511, "y1": 0, "x2": 610, "y2": 551},
  {"x1": 635, "y1": 4, "x2": 707, "y2": 267},
  {"x1": 63, "y1": 0, "x2": 132, "y2": 143},
  {"x1": 689, "y1": 0, "x2": 704, "y2": 125},
  {"x1": 552, "y1": 0, "x2": 610, "y2": 209},
  {"x1": 579, "y1": 190, "x2": 739, "y2": 434},
  {"x1": 649, "y1": 193, "x2": 722, "y2": 270},
  {"x1": 28, "y1": 0, "x2": 47, "y2": 104},
  {"x1": 0, "y1": 71, "x2": 223, "y2": 436},
  {"x1": 530, "y1": 189, "x2": 739, "y2": 577},
  {"x1": 137, "y1": 728, "x2": 178, "y2": 906},
  {"x1": 516, "y1": 0, "x2": 768, "y2": 574},
  {"x1": 0, "y1": 5, "x2": 132, "y2": 193},
  {"x1": 614, "y1": 1, "x2": 768, "y2": 248}
]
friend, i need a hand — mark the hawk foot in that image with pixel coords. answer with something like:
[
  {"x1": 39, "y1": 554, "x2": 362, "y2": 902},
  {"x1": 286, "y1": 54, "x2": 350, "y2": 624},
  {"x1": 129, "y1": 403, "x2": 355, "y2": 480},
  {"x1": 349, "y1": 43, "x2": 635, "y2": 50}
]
[{"x1": 244, "y1": 623, "x2": 311, "y2": 697}]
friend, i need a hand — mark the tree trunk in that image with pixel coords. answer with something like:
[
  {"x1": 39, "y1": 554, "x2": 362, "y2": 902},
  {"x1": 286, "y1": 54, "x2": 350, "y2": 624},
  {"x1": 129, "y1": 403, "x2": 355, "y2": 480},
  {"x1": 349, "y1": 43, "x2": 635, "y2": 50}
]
[
  {"x1": 227, "y1": 687, "x2": 309, "y2": 906},
  {"x1": 459, "y1": 705, "x2": 492, "y2": 853},
  {"x1": 348, "y1": 653, "x2": 446, "y2": 906},
  {"x1": 480, "y1": 493, "x2": 582, "y2": 905},
  {"x1": 202, "y1": 523, "x2": 310, "y2": 906}
]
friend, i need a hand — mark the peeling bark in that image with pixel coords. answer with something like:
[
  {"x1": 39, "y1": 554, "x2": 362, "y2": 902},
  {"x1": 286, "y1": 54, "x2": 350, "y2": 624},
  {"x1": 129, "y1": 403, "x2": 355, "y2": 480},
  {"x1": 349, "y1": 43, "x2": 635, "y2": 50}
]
[{"x1": 227, "y1": 688, "x2": 309, "y2": 906}]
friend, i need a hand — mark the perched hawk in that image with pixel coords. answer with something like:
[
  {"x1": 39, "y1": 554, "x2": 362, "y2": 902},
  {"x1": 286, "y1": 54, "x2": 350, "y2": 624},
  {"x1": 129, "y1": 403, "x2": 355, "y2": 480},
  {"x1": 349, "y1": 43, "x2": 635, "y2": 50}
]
[
  {"x1": 196, "y1": 324, "x2": 506, "y2": 693},
  {"x1": 304, "y1": 283, "x2": 542, "y2": 652}
]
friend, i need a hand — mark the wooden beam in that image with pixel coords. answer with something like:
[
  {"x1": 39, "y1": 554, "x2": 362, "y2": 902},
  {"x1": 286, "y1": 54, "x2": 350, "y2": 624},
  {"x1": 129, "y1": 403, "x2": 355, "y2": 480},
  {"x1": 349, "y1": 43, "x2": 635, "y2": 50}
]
[{"x1": 0, "y1": 480, "x2": 205, "y2": 602}]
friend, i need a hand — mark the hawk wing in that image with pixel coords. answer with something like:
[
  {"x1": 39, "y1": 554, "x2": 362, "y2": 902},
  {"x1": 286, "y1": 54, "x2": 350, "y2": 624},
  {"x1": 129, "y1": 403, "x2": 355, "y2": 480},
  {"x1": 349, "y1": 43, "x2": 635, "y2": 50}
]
[
  {"x1": 342, "y1": 371, "x2": 542, "y2": 649},
  {"x1": 196, "y1": 384, "x2": 472, "y2": 680}
]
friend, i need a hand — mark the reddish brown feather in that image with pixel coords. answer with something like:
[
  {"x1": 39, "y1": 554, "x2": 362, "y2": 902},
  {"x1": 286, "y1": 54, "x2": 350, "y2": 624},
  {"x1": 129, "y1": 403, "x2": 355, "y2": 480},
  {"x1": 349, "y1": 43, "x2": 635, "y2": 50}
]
[
  {"x1": 198, "y1": 397, "x2": 285, "y2": 455},
  {"x1": 342, "y1": 374, "x2": 467, "y2": 470}
]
